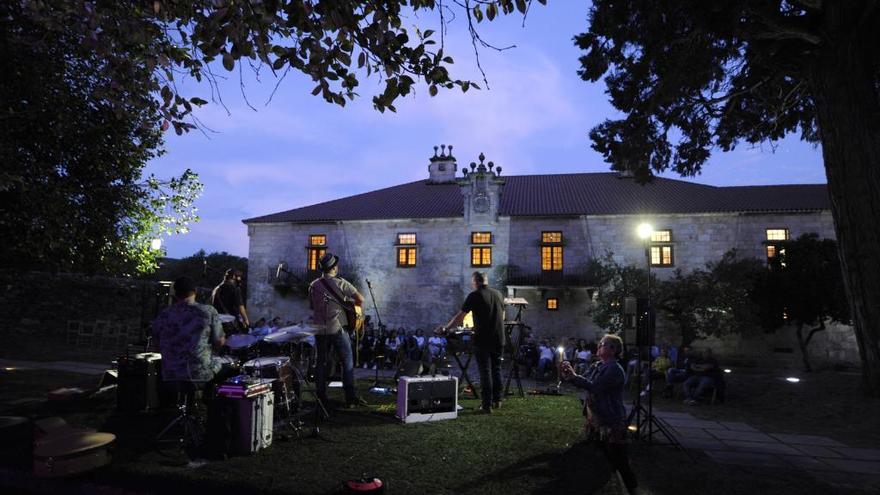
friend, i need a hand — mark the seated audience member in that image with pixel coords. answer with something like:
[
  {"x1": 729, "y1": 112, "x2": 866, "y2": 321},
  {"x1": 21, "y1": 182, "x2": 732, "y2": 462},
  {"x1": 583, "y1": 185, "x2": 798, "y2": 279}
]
[
  {"x1": 682, "y1": 348, "x2": 718, "y2": 405},
  {"x1": 537, "y1": 340, "x2": 554, "y2": 379},
  {"x1": 574, "y1": 339, "x2": 591, "y2": 374},
  {"x1": 564, "y1": 337, "x2": 578, "y2": 362},
  {"x1": 663, "y1": 346, "x2": 692, "y2": 396},
  {"x1": 251, "y1": 317, "x2": 269, "y2": 334},
  {"x1": 428, "y1": 333, "x2": 446, "y2": 359},
  {"x1": 520, "y1": 335, "x2": 539, "y2": 378},
  {"x1": 651, "y1": 347, "x2": 673, "y2": 378},
  {"x1": 385, "y1": 329, "x2": 402, "y2": 368}
]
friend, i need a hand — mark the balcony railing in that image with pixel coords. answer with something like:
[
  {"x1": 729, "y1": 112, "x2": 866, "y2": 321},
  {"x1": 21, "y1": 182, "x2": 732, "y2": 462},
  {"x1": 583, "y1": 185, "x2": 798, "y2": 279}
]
[{"x1": 505, "y1": 265, "x2": 595, "y2": 287}]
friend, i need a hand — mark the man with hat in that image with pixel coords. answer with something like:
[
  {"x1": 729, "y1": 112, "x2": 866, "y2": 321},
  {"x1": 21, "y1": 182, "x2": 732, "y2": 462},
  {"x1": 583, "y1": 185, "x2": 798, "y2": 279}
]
[{"x1": 309, "y1": 252, "x2": 367, "y2": 407}]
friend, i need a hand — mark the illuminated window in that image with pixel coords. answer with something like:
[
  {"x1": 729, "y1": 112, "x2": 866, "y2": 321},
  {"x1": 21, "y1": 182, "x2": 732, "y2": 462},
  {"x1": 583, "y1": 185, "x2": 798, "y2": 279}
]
[
  {"x1": 650, "y1": 246, "x2": 674, "y2": 266},
  {"x1": 648, "y1": 229, "x2": 673, "y2": 267},
  {"x1": 541, "y1": 231, "x2": 563, "y2": 271},
  {"x1": 765, "y1": 228, "x2": 789, "y2": 265},
  {"x1": 542, "y1": 231, "x2": 562, "y2": 244},
  {"x1": 397, "y1": 248, "x2": 417, "y2": 267},
  {"x1": 650, "y1": 230, "x2": 672, "y2": 242},
  {"x1": 307, "y1": 234, "x2": 327, "y2": 271},
  {"x1": 546, "y1": 298, "x2": 559, "y2": 311},
  {"x1": 471, "y1": 232, "x2": 492, "y2": 244},
  {"x1": 471, "y1": 247, "x2": 492, "y2": 267},
  {"x1": 766, "y1": 229, "x2": 789, "y2": 241},
  {"x1": 396, "y1": 233, "x2": 417, "y2": 267}
]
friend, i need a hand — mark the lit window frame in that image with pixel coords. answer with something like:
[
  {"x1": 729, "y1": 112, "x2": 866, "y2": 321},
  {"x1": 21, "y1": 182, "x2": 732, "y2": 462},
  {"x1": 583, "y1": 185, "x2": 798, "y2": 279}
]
[
  {"x1": 471, "y1": 247, "x2": 492, "y2": 267},
  {"x1": 765, "y1": 228, "x2": 790, "y2": 265},
  {"x1": 649, "y1": 229, "x2": 674, "y2": 267},
  {"x1": 306, "y1": 234, "x2": 327, "y2": 272},
  {"x1": 471, "y1": 232, "x2": 493, "y2": 244},
  {"x1": 541, "y1": 231, "x2": 564, "y2": 272},
  {"x1": 546, "y1": 298, "x2": 559, "y2": 311},
  {"x1": 396, "y1": 232, "x2": 418, "y2": 268}
]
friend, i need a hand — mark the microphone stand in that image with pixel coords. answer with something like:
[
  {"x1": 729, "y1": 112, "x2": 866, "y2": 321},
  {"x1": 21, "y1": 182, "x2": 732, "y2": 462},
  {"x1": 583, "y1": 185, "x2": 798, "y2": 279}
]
[{"x1": 365, "y1": 279, "x2": 386, "y2": 387}]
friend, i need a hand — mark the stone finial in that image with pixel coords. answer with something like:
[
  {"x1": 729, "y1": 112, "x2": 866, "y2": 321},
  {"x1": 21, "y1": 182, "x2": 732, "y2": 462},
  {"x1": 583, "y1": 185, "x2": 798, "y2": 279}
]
[
  {"x1": 433, "y1": 145, "x2": 439, "y2": 157},
  {"x1": 470, "y1": 162, "x2": 477, "y2": 171},
  {"x1": 496, "y1": 166, "x2": 502, "y2": 176},
  {"x1": 440, "y1": 144, "x2": 447, "y2": 157},
  {"x1": 448, "y1": 145, "x2": 454, "y2": 156}
]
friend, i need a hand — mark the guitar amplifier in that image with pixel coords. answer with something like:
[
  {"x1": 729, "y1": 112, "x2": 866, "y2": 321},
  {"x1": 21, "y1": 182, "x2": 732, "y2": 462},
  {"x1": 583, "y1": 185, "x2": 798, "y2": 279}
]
[
  {"x1": 116, "y1": 353, "x2": 165, "y2": 412},
  {"x1": 396, "y1": 375, "x2": 458, "y2": 423}
]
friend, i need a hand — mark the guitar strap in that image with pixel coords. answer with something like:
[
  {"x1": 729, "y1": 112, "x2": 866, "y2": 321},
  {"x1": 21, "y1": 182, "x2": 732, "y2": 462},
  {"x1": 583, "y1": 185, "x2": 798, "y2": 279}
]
[{"x1": 319, "y1": 277, "x2": 349, "y2": 310}]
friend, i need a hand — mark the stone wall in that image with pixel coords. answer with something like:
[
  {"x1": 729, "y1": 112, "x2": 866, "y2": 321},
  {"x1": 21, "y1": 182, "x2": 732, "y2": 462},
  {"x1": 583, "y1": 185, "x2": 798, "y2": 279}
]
[
  {"x1": 246, "y1": 202, "x2": 841, "y2": 355},
  {"x1": 0, "y1": 271, "x2": 167, "y2": 337},
  {"x1": 691, "y1": 320, "x2": 860, "y2": 370},
  {"x1": 246, "y1": 218, "x2": 487, "y2": 329}
]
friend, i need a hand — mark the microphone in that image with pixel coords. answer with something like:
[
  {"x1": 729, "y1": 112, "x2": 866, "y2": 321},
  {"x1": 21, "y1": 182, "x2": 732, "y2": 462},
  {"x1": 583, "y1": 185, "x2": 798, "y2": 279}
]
[{"x1": 276, "y1": 263, "x2": 285, "y2": 279}]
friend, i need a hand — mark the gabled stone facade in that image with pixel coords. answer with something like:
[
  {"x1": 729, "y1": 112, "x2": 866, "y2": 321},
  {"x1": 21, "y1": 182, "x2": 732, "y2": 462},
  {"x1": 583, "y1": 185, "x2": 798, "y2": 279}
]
[{"x1": 244, "y1": 148, "x2": 849, "y2": 366}]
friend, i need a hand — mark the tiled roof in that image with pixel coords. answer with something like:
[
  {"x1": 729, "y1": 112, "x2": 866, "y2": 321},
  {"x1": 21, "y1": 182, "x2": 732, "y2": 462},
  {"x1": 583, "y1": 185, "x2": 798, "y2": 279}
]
[{"x1": 242, "y1": 173, "x2": 829, "y2": 224}]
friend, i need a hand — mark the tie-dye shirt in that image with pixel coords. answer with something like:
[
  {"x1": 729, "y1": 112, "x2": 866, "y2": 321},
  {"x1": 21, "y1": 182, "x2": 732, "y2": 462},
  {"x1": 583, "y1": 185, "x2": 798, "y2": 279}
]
[{"x1": 151, "y1": 301, "x2": 223, "y2": 382}]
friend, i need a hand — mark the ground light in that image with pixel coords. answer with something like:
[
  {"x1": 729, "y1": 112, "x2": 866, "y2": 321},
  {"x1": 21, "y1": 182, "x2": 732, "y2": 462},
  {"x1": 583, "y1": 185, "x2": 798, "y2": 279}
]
[
  {"x1": 724, "y1": 368, "x2": 732, "y2": 373},
  {"x1": 786, "y1": 377, "x2": 801, "y2": 383}
]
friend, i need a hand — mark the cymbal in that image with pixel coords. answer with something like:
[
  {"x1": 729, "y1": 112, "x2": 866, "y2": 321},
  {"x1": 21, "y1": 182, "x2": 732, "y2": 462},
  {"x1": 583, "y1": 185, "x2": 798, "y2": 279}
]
[
  {"x1": 275, "y1": 324, "x2": 318, "y2": 336},
  {"x1": 218, "y1": 314, "x2": 236, "y2": 323}
]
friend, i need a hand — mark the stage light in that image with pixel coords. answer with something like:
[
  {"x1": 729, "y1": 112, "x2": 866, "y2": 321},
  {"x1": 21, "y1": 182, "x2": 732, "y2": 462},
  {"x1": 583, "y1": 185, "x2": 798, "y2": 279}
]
[
  {"x1": 785, "y1": 377, "x2": 800, "y2": 383},
  {"x1": 637, "y1": 223, "x2": 653, "y2": 240},
  {"x1": 150, "y1": 238, "x2": 162, "y2": 251},
  {"x1": 627, "y1": 425, "x2": 638, "y2": 432},
  {"x1": 723, "y1": 369, "x2": 732, "y2": 374}
]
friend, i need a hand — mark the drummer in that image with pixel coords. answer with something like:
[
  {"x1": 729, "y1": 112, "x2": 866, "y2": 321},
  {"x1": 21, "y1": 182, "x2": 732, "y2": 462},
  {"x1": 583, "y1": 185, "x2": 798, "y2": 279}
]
[{"x1": 152, "y1": 277, "x2": 228, "y2": 394}]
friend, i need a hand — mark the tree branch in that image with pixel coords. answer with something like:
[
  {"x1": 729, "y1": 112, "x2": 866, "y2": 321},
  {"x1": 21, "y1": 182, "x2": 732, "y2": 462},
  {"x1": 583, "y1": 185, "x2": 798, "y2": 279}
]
[{"x1": 804, "y1": 320, "x2": 826, "y2": 347}]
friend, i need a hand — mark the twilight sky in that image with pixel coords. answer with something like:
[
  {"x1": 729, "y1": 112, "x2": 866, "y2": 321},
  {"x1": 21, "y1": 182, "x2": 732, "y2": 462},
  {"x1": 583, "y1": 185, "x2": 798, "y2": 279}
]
[{"x1": 144, "y1": 2, "x2": 826, "y2": 259}]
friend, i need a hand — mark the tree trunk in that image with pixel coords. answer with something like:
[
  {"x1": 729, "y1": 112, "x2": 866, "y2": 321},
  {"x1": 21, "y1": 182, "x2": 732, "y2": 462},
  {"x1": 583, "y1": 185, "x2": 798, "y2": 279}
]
[
  {"x1": 809, "y1": 6, "x2": 880, "y2": 396},
  {"x1": 794, "y1": 323, "x2": 813, "y2": 372}
]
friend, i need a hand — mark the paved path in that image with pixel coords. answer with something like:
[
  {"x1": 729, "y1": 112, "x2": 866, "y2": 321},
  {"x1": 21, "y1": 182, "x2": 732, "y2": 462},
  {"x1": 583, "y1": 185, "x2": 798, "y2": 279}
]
[
  {"x1": 0, "y1": 358, "x2": 109, "y2": 375},
  {"x1": 653, "y1": 409, "x2": 880, "y2": 479}
]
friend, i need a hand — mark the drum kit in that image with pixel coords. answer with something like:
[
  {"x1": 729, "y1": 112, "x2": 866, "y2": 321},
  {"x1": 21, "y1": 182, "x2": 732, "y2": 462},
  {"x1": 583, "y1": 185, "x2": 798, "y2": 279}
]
[{"x1": 220, "y1": 323, "x2": 318, "y2": 415}]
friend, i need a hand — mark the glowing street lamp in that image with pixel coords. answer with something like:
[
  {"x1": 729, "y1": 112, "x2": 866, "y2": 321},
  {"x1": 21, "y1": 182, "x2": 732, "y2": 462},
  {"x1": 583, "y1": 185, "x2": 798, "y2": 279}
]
[
  {"x1": 150, "y1": 238, "x2": 163, "y2": 252},
  {"x1": 637, "y1": 222, "x2": 654, "y2": 240}
]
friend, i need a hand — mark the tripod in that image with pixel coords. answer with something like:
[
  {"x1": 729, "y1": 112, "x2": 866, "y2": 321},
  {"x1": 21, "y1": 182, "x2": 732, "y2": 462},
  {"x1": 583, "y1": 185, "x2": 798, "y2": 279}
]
[{"x1": 502, "y1": 321, "x2": 528, "y2": 398}]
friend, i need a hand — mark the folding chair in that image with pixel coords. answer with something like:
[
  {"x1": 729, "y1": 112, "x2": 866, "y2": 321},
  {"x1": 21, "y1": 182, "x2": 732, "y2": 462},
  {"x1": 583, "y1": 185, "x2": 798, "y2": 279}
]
[{"x1": 66, "y1": 320, "x2": 82, "y2": 345}]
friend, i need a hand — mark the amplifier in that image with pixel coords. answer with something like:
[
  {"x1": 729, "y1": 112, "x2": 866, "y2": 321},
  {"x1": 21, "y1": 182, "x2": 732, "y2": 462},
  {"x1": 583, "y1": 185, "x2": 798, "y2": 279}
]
[
  {"x1": 396, "y1": 375, "x2": 458, "y2": 423},
  {"x1": 116, "y1": 353, "x2": 165, "y2": 412}
]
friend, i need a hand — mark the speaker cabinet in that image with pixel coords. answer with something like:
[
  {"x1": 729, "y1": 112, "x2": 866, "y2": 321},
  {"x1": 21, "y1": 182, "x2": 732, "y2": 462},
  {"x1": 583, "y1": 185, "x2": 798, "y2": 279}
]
[{"x1": 396, "y1": 376, "x2": 458, "y2": 423}]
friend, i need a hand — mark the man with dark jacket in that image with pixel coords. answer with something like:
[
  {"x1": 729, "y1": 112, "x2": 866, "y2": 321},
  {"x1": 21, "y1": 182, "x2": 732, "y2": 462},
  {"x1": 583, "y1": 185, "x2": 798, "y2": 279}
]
[
  {"x1": 561, "y1": 334, "x2": 638, "y2": 495},
  {"x1": 438, "y1": 271, "x2": 505, "y2": 413}
]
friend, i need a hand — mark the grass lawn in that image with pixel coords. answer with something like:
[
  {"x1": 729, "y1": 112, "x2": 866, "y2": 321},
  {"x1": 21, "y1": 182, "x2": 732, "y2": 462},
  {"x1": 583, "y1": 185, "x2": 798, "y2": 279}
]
[{"x1": 2, "y1": 343, "x2": 879, "y2": 494}]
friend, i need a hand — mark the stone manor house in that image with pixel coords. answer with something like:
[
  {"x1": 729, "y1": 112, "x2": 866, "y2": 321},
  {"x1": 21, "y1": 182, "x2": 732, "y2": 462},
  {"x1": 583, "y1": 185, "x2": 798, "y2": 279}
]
[{"x1": 243, "y1": 146, "x2": 837, "y2": 350}]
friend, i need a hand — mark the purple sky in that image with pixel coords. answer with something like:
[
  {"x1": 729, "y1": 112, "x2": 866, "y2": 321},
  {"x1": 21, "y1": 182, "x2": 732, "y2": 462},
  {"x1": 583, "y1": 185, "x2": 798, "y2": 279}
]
[{"x1": 145, "y1": 2, "x2": 826, "y2": 259}]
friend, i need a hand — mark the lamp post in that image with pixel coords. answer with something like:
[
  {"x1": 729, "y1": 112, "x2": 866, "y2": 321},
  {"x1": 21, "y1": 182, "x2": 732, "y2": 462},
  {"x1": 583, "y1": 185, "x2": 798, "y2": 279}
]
[{"x1": 636, "y1": 222, "x2": 653, "y2": 442}]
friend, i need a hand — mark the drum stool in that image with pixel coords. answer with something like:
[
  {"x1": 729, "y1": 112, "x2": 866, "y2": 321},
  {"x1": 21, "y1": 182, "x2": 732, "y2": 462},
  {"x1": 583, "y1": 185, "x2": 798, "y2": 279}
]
[{"x1": 156, "y1": 381, "x2": 205, "y2": 458}]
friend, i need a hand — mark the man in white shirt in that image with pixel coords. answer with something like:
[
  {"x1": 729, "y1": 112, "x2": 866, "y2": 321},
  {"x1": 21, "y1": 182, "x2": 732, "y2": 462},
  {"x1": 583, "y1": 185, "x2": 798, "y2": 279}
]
[{"x1": 537, "y1": 341, "x2": 554, "y2": 378}]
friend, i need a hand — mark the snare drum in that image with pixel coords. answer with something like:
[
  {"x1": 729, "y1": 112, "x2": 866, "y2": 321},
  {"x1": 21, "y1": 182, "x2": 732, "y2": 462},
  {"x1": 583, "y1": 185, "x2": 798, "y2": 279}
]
[
  {"x1": 216, "y1": 355, "x2": 240, "y2": 374},
  {"x1": 243, "y1": 356, "x2": 299, "y2": 410}
]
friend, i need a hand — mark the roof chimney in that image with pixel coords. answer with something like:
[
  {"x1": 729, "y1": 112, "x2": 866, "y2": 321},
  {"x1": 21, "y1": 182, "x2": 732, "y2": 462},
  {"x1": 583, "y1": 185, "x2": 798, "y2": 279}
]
[{"x1": 427, "y1": 144, "x2": 458, "y2": 183}]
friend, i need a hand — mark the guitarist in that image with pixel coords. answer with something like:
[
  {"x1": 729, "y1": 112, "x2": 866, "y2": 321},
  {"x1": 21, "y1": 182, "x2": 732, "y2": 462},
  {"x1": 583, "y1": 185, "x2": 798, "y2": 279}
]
[{"x1": 309, "y1": 252, "x2": 367, "y2": 408}]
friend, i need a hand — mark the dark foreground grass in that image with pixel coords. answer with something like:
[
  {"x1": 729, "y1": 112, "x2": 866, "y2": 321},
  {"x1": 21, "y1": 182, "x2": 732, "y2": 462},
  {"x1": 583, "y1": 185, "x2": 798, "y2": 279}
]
[
  {"x1": 97, "y1": 387, "x2": 613, "y2": 495},
  {"x1": 2, "y1": 357, "x2": 880, "y2": 494}
]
